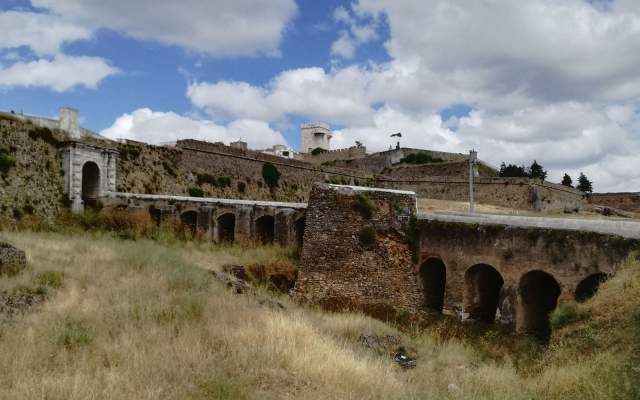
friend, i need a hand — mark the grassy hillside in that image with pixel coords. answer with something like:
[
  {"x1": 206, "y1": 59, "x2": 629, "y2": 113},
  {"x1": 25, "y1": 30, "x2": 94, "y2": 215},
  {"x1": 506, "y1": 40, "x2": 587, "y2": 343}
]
[{"x1": 0, "y1": 231, "x2": 637, "y2": 399}]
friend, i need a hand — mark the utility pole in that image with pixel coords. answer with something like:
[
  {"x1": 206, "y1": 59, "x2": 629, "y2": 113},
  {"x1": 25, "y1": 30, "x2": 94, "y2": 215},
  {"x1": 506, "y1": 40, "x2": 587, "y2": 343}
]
[{"x1": 469, "y1": 150, "x2": 477, "y2": 213}]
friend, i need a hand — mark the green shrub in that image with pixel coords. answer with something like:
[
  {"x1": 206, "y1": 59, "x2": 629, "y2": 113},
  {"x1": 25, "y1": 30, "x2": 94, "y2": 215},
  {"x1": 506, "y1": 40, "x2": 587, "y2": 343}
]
[
  {"x1": 550, "y1": 302, "x2": 579, "y2": 329},
  {"x1": 311, "y1": 147, "x2": 326, "y2": 156},
  {"x1": 237, "y1": 181, "x2": 246, "y2": 193},
  {"x1": 34, "y1": 271, "x2": 64, "y2": 289},
  {"x1": 188, "y1": 187, "x2": 204, "y2": 197},
  {"x1": 262, "y1": 162, "x2": 280, "y2": 190},
  {"x1": 57, "y1": 319, "x2": 92, "y2": 348},
  {"x1": 119, "y1": 144, "x2": 141, "y2": 161},
  {"x1": 358, "y1": 226, "x2": 377, "y2": 249},
  {"x1": 354, "y1": 194, "x2": 376, "y2": 219},
  {"x1": 27, "y1": 127, "x2": 60, "y2": 147},
  {"x1": 0, "y1": 147, "x2": 16, "y2": 175},
  {"x1": 399, "y1": 153, "x2": 444, "y2": 165}
]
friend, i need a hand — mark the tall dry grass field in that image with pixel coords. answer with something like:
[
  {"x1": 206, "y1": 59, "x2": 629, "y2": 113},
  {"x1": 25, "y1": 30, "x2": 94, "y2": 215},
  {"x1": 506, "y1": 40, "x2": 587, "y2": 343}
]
[{"x1": 0, "y1": 231, "x2": 637, "y2": 399}]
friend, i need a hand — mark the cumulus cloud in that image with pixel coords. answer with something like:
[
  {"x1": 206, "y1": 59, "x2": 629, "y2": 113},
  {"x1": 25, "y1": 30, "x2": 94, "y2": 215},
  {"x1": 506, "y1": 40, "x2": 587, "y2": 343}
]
[
  {"x1": 32, "y1": 0, "x2": 297, "y2": 57},
  {"x1": 0, "y1": 55, "x2": 119, "y2": 91},
  {"x1": 0, "y1": 10, "x2": 91, "y2": 55},
  {"x1": 330, "y1": 5, "x2": 379, "y2": 59},
  {"x1": 188, "y1": 66, "x2": 375, "y2": 126},
  {"x1": 186, "y1": 0, "x2": 640, "y2": 191},
  {"x1": 101, "y1": 108, "x2": 287, "y2": 150}
]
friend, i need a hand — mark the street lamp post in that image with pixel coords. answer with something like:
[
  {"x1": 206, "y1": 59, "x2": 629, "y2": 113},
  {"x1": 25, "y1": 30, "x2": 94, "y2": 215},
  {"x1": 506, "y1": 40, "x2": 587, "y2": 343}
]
[{"x1": 469, "y1": 150, "x2": 477, "y2": 213}]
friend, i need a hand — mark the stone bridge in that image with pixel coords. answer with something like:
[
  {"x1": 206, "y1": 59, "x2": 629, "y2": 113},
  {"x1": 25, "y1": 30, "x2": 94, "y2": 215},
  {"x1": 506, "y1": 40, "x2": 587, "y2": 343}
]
[
  {"x1": 294, "y1": 184, "x2": 640, "y2": 338},
  {"x1": 101, "y1": 192, "x2": 307, "y2": 247}
]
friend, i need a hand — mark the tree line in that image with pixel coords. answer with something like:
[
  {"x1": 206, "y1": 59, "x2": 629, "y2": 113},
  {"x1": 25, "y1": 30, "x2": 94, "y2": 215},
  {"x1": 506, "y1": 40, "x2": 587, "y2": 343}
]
[{"x1": 498, "y1": 160, "x2": 593, "y2": 193}]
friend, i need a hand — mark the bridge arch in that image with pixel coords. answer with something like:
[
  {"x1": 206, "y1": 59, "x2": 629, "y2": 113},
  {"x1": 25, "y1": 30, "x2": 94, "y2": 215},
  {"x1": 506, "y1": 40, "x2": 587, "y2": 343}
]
[
  {"x1": 517, "y1": 270, "x2": 561, "y2": 339},
  {"x1": 180, "y1": 210, "x2": 198, "y2": 234},
  {"x1": 419, "y1": 257, "x2": 446, "y2": 313},
  {"x1": 255, "y1": 215, "x2": 275, "y2": 244},
  {"x1": 464, "y1": 263, "x2": 504, "y2": 323},
  {"x1": 575, "y1": 273, "x2": 608, "y2": 303},
  {"x1": 217, "y1": 213, "x2": 236, "y2": 243},
  {"x1": 81, "y1": 161, "x2": 101, "y2": 206}
]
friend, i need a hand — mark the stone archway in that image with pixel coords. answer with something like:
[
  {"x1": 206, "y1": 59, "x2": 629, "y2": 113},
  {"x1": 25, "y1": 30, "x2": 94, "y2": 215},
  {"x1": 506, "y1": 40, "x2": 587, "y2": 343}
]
[
  {"x1": 255, "y1": 215, "x2": 275, "y2": 244},
  {"x1": 81, "y1": 161, "x2": 101, "y2": 206},
  {"x1": 180, "y1": 210, "x2": 198, "y2": 234},
  {"x1": 294, "y1": 217, "x2": 306, "y2": 248},
  {"x1": 464, "y1": 263, "x2": 504, "y2": 323},
  {"x1": 419, "y1": 258, "x2": 446, "y2": 313},
  {"x1": 217, "y1": 213, "x2": 236, "y2": 243},
  {"x1": 517, "y1": 270, "x2": 561, "y2": 339},
  {"x1": 575, "y1": 273, "x2": 608, "y2": 303}
]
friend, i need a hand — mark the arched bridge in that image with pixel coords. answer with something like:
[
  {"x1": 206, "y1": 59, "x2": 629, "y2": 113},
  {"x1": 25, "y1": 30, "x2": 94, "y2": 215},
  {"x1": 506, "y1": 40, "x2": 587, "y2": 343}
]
[
  {"x1": 293, "y1": 184, "x2": 640, "y2": 339},
  {"x1": 102, "y1": 192, "x2": 307, "y2": 247}
]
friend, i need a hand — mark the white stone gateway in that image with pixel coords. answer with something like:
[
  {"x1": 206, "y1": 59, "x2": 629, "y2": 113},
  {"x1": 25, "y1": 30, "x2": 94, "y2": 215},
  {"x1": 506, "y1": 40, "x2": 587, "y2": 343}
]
[{"x1": 60, "y1": 142, "x2": 118, "y2": 212}]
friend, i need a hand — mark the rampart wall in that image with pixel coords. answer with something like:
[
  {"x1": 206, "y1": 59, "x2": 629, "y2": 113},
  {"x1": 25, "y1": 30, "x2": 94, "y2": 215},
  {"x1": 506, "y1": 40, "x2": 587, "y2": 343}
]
[
  {"x1": 297, "y1": 146, "x2": 367, "y2": 165},
  {"x1": 588, "y1": 193, "x2": 640, "y2": 213}
]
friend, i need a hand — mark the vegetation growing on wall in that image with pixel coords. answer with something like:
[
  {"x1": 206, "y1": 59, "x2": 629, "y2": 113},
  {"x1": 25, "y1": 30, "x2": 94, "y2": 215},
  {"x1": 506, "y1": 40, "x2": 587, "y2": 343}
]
[
  {"x1": 398, "y1": 153, "x2": 444, "y2": 165},
  {"x1": 196, "y1": 173, "x2": 231, "y2": 188},
  {"x1": 27, "y1": 127, "x2": 61, "y2": 147},
  {"x1": 358, "y1": 226, "x2": 376, "y2": 249},
  {"x1": 188, "y1": 187, "x2": 204, "y2": 197},
  {"x1": 0, "y1": 145, "x2": 16, "y2": 176},
  {"x1": 354, "y1": 194, "x2": 376, "y2": 219},
  {"x1": 311, "y1": 147, "x2": 327, "y2": 156},
  {"x1": 262, "y1": 162, "x2": 280, "y2": 191}
]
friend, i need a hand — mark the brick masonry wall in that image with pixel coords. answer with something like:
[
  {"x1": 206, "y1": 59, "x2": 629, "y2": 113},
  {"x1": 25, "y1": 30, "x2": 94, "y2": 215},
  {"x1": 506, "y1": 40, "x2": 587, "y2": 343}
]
[{"x1": 292, "y1": 184, "x2": 422, "y2": 319}]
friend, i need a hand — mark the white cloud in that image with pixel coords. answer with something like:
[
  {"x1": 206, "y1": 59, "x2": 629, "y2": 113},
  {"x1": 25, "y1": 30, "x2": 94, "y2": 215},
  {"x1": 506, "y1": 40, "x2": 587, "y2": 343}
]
[
  {"x1": 187, "y1": 66, "x2": 375, "y2": 126},
  {"x1": 330, "y1": 4, "x2": 379, "y2": 59},
  {"x1": 32, "y1": 0, "x2": 298, "y2": 57},
  {"x1": 101, "y1": 108, "x2": 287, "y2": 150},
  {"x1": 0, "y1": 10, "x2": 91, "y2": 55},
  {"x1": 0, "y1": 55, "x2": 119, "y2": 91}
]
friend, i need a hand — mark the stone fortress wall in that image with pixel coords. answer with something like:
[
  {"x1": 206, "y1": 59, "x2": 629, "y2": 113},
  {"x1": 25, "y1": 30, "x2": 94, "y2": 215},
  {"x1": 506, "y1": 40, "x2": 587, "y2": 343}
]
[
  {"x1": 0, "y1": 107, "x2": 612, "y2": 222},
  {"x1": 587, "y1": 192, "x2": 640, "y2": 213},
  {"x1": 297, "y1": 146, "x2": 367, "y2": 165}
]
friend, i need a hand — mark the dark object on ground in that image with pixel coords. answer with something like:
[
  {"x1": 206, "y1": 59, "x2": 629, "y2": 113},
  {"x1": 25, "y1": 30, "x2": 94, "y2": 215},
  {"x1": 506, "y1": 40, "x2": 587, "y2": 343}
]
[
  {"x1": 209, "y1": 269, "x2": 286, "y2": 310},
  {"x1": 393, "y1": 352, "x2": 417, "y2": 369},
  {"x1": 0, "y1": 291, "x2": 46, "y2": 324},
  {"x1": 0, "y1": 241, "x2": 27, "y2": 276}
]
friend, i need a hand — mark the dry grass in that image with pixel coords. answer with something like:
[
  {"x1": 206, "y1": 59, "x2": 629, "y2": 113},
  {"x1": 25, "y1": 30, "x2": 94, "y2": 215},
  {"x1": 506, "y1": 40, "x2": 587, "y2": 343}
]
[{"x1": 0, "y1": 231, "x2": 637, "y2": 399}]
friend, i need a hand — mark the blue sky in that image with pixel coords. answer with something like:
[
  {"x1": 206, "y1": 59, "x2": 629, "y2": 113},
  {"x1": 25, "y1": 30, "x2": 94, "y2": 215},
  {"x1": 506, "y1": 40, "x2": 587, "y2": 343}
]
[{"x1": 1, "y1": 0, "x2": 639, "y2": 191}]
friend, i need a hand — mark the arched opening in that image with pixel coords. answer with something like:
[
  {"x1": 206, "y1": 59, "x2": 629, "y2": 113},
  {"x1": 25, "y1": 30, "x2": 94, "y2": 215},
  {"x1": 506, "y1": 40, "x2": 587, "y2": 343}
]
[
  {"x1": 464, "y1": 264, "x2": 504, "y2": 323},
  {"x1": 81, "y1": 161, "x2": 100, "y2": 206},
  {"x1": 180, "y1": 210, "x2": 198, "y2": 234},
  {"x1": 149, "y1": 206, "x2": 161, "y2": 224},
  {"x1": 518, "y1": 270, "x2": 561, "y2": 339},
  {"x1": 419, "y1": 258, "x2": 446, "y2": 313},
  {"x1": 255, "y1": 215, "x2": 275, "y2": 244},
  {"x1": 217, "y1": 213, "x2": 236, "y2": 243},
  {"x1": 294, "y1": 217, "x2": 306, "y2": 248},
  {"x1": 575, "y1": 273, "x2": 608, "y2": 303}
]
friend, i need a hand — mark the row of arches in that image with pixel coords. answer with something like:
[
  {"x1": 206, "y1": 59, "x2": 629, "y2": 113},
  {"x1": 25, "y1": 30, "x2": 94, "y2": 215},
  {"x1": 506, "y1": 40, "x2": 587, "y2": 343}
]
[
  {"x1": 178, "y1": 210, "x2": 305, "y2": 246},
  {"x1": 419, "y1": 258, "x2": 607, "y2": 338}
]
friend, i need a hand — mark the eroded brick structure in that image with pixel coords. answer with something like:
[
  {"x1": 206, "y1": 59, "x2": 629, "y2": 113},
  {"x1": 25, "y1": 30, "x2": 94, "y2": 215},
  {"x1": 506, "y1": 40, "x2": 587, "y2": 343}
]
[{"x1": 292, "y1": 184, "x2": 421, "y2": 319}]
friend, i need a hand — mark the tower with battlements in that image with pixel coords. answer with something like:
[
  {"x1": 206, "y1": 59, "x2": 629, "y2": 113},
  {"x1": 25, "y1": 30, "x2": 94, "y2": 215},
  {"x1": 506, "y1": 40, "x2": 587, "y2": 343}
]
[{"x1": 300, "y1": 123, "x2": 332, "y2": 153}]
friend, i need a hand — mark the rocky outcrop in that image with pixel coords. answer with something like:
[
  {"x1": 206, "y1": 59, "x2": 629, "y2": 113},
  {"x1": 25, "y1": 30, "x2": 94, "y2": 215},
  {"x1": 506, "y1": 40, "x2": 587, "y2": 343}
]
[{"x1": 0, "y1": 241, "x2": 27, "y2": 276}]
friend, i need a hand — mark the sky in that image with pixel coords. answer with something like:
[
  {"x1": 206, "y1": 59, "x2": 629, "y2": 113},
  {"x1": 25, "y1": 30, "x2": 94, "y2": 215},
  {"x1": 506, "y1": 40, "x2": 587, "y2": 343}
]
[{"x1": 0, "y1": 0, "x2": 639, "y2": 192}]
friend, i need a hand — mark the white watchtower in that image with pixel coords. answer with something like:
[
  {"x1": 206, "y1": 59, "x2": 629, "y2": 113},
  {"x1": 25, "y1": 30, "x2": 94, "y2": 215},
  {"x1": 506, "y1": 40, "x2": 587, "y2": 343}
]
[{"x1": 300, "y1": 123, "x2": 332, "y2": 153}]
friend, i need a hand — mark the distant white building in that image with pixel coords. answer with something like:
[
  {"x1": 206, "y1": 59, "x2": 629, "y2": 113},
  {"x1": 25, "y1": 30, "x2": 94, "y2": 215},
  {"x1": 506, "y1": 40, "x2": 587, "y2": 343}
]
[
  {"x1": 300, "y1": 123, "x2": 332, "y2": 153},
  {"x1": 261, "y1": 144, "x2": 295, "y2": 159}
]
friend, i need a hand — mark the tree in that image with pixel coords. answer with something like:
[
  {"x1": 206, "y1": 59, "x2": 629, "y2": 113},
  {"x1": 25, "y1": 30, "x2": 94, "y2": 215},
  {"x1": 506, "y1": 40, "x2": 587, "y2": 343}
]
[
  {"x1": 262, "y1": 162, "x2": 281, "y2": 191},
  {"x1": 498, "y1": 162, "x2": 528, "y2": 178},
  {"x1": 576, "y1": 173, "x2": 593, "y2": 193},
  {"x1": 561, "y1": 173, "x2": 573, "y2": 188},
  {"x1": 528, "y1": 160, "x2": 548, "y2": 181}
]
